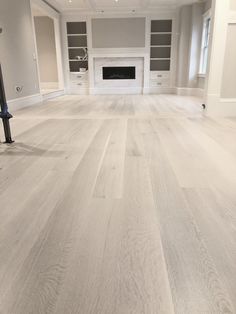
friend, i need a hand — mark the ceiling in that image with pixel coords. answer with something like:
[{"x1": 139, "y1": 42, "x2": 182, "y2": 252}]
[
  {"x1": 32, "y1": 6, "x2": 48, "y2": 16},
  {"x1": 45, "y1": 0, "x2": 203, "y2": 13}
]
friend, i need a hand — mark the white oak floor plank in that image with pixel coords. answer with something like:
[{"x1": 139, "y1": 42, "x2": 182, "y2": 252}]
[
  {"x1": 142, "y1": 119, "x2": 235, "y2": 313},
  {"x1": 0, "y1": 94, "x2": 236, "y2": 314}
]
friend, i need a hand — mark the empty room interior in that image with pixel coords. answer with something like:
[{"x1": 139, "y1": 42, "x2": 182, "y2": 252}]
[{"x1": 1, "y1": 0, "x2": 236, "y2": 313}]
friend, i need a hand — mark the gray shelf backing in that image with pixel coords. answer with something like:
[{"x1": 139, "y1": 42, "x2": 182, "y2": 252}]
[
  {"x1": 67, "y1": 22, "x2": 87, "y2": 34},
  {"x1": 151, "y1": 20, "x2": 172, "y2": 33},
  {"x1": 151, "y1": 47, "x2": 171, "y2": 59},
  {"x1": 150, "y1": 60, "x2": 170, "y2": 71},
  {"x1": 151, "y1": 34, "x2": 172, "y2": 46},
  {"x1": 69, "y1": 61, "x2": 88, "y2": 72},
  {"x1": 67, "y1": 35, "x2": 87, "y2": 48},
  {"x1": 69, "y1": 48, "x2": 87, "y2": 60}
]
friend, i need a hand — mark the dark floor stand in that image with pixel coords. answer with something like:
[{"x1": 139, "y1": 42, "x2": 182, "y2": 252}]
[{"x1": 0, "y1": 63, "x2": 14, "y2": 143}]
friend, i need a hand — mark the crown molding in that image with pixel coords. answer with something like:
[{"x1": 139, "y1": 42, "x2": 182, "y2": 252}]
[
  {"x1": 45, "y1": 0, "x2": 200, "y2": 15},
  {"x1": 61, "y1": 6, "x2": 178, "y2": 16}
]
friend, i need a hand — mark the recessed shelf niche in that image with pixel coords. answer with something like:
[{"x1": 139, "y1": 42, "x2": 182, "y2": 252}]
[
  {"x1": 66, "y1": 22, "x2": 88, "y2": 72},
  {"x1": 150, "y1": 20, "x2": 172, "y2": 71}
]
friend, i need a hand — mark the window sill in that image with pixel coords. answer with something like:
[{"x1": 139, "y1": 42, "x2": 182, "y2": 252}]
[{"x1": 198, "y1": 73, "x2": 206, "y2": 78}]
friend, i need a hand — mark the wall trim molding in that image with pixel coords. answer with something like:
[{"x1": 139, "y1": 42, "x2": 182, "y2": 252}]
[
  {"x1": 217, "y1": 98, "x2": 236, "y2": 117},
  {"x1": 7, "y1": 90, "x2": 65, "y2": 112},
  {"x1": 148, "y1": 87, "x2": 176, "y2": 95},
  {"x1": 42, "y1": 89, "x2": 65, "y2": 100},
  {"x1": 8, "y1": 94, "x2": 43, "y2": 112},
  {"x1": 206, "y1": 93, "x2": 236, "y2": 117}
]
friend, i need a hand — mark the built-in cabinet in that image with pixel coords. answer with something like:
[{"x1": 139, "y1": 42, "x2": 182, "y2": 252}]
[
  {"x1": 66, "y1": 21, "x2": 89, "y2": 94},
  {"x1": 150, "y1": 19, "x2": 172, "y2": 89},
  {"x1": 63, "y1": 16, "x2": 176, "y2": 95}
]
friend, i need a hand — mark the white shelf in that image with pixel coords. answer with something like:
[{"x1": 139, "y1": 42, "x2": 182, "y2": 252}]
[
  {"x1": 150, "y1": 45, "x2": 171, "y2": 48},
  {"x1": 150, "y1": 58, "x2": 171, "y2": 60},
  {"x1": 70, "y1": 71, "x2": 88, "y2": 74},
  {"x1": 151, "y1": 32, "x2": 172, "y2": 34},
  {"x1": 67, "y1": 34, "x2": 87, "y2": 36},
  {"x1": 69, "y1": 59, "x2": 88, "y2": 61}
]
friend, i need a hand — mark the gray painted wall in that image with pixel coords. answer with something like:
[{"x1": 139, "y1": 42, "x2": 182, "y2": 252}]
[
  {"x1": 34, "y1": 16, "x2": 58, "y2": 83},
  {"x1": 177, "y1": 3, "x2": 205, "y2": 89},
  {"x1": 221, "y1": 24, "x2": 236, "y2": 98},
  {"x1": 91, "y1": 18, "x2": 146, "y2": 48},
  {"x1": 204, "y1": 0, "x2": 212, "y2": 12},
  {"x1": 176, "y1": 5, "x2": 192, "y2": 88},
  {"x1": 0, "y1": 0, "x2": 40, "y2": 101},
  {"x1": 188, "y1": 3, "x2": 204, "y2": 88}
]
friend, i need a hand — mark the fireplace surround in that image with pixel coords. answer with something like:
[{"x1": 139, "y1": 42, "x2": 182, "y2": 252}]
[{"x1": 91, "y1": 56, "x2": 147, "y2": 94}]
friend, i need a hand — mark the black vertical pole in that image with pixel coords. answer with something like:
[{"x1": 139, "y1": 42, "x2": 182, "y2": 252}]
[{"x1": 0, "y1": 63, "x2": 14, "y2": 143}]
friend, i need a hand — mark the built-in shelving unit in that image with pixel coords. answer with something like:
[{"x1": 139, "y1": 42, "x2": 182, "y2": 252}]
[
  {"x1": 150, "y1": 20, "x2": 172, "y2": 71},
  {"x1": 66, "y1": 22, "x2": 88, "y2": 72},
  {"x1": 150, "y1": 20, "x2": 173, "y2": 90},
  {"x1": 66, "y1": 21, "x2": 88, "y2": 94}
]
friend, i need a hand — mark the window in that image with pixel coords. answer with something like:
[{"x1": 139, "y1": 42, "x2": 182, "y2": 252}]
[{"x1": 199, "y1": 14, "x2": 211, "y2": 75}]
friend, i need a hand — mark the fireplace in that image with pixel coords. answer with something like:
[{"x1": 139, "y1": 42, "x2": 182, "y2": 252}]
[
  {"x1": 92, "y1": 57, "x2": 144, "y2": 94},
  {"x1": 103, "y1": 66, "x2": 136, "y2": 80}
]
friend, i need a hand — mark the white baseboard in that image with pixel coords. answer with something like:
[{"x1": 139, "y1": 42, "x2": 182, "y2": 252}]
[
  {"x1": 148, "y1": 87, "x2": 176, "y2": 95},
  {"x1": 219, "y1": 98, "x2": 236, "y2": 116},
  {"x1": 206, "y1": 94, "x2": 236, "y2": 116},
  {"x1": 42, "y1": 89, "x2": 65, "y2": 100},
  {"x1": 176, "y1": 87, "x2": 204, "y2": 97},
  {"x1": 8, "y1": 94, "x2": 43, "y2": 112},
  {"x1": 90, "y1": 87, "x2": 143, "y2": 95}
]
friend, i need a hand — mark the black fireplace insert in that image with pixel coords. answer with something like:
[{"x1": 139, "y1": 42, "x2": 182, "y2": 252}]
[{"x1": 103, "y1": 66, "x2": 136, "y2": 80}]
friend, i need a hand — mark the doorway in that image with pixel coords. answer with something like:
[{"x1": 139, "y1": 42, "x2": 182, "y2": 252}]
[{"x1": 31, "y1": 1, "x2": 64, "y2": 97}]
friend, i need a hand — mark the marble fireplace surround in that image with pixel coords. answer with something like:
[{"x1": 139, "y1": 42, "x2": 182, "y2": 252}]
[{"x1": 89, "y1": 53, "x2": 150, "y2": 95}]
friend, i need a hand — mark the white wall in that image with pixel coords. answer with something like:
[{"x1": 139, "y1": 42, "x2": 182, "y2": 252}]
[
  {"x1": 34, "y1": 16, "x2": 58, "y2": 85},
  {"x1": 205, "y1": 0, "x2": 236, "y2": 116},
  {"x1": 230, "y1": 0, "x2": 236, "y2": 10},
  {"x1": 221, "y1": 24, "x2": 236, "y2": 98},
  {"x1": 0, "y1": 0, "x2": 40, "y2": 101}
]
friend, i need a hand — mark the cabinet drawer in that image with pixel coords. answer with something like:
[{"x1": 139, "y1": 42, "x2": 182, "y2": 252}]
[
  {"x1": 70, "y1": 73, "x2": 88, "y2": 81},
  {"x1": 150, "y1": 79, "x2": 170, "y2": 87},
  {"x1": 150, "y1": 71, "x2": 170, "y2": 80},
  {"x1": 70, "y1": 81, "x2": 88, "y2": 89}
]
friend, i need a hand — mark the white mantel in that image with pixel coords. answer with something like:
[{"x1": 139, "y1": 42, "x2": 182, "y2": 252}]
[{"x1": 88, "y1": 52, "x2": 150, "y2": 95}]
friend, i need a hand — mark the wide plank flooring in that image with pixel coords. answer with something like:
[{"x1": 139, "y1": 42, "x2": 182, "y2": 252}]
[{"x1": 0, "y1": 94, "x2": 236, "y2": 314}]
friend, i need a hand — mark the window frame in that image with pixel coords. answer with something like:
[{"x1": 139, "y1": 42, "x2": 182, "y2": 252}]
[{"x1": 199, "y1": 11, "x2": 212, "y2": 76}]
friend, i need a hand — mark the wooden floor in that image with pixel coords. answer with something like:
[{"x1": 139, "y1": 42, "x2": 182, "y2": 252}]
[{"x1": 0, "y1": 94, "x2": 236, "y2": 314}]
